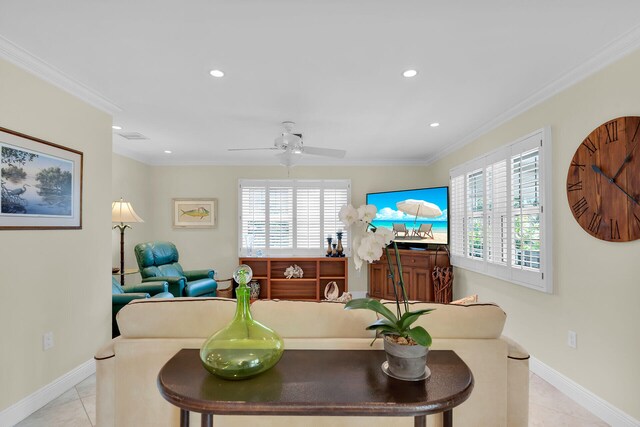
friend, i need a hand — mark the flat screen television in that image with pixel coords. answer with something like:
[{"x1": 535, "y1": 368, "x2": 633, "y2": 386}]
[{"x1": 366, "y1": 186, "x2": 449, "y2": 247}]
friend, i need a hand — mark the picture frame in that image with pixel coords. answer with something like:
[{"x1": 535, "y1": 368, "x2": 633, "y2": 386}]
[
  {"x1": 1, "y1": 127, "x2": 83, "y2": 230},
  {"x1": 172, "y1": 198, "x2": 217, "y2": 228}
]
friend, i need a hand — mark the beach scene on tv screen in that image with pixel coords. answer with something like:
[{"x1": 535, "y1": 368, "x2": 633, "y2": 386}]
[{"x1": 368, "y1": 187, "x2": 448, "y2": 245}]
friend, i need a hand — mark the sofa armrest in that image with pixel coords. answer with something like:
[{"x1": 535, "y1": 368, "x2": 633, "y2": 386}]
[
  {"x1": 184, "y1": 269, "x2": 214, "y2": 281},
  {"x1": 184, "y1": 278, "x2": 217, "y2": 297},
  {"x1": 113, "y1": 293, "x2": 149, "y2": 305},
  {"x1": 122, "y1": 282, "x2": 169, "y2": 295},
  {"x1": 502, "y1": 335, "x2": 529, "y2": 427},
  {"x1": 142, "y1": 276, "x2": 185, "y2": 297}
]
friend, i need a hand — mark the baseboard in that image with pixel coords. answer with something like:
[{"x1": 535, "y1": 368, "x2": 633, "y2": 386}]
[
  {"x1": 0, "y1": 358, "x2": 96, "y2": 427},
  {"x1": 530, "y1": 356, "x2": 640, "y2": 427}
]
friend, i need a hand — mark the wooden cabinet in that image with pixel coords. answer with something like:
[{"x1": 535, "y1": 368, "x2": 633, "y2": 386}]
[
  {"x1": 368, "y1": 249, "x2": 450, "y2": 302},
  {"x1": 239, "y1": 257, "x2": 348, "y2": 301}
]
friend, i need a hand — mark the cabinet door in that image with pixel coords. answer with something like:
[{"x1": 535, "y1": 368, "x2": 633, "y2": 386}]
[
  {"x1": 369, "y1": 263, "x2": 386, "y2": 298},
  {"x1": 386, "y1": 268, "x2": 411, "y2": 301},
  {"x1": 410, "y1": 268, "x2": 434, "y2": 302}
]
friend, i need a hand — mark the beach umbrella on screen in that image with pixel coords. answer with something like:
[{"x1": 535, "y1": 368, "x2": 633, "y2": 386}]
[{"x1": 396, "y1": 199, "x2": 443, "y2": 229}]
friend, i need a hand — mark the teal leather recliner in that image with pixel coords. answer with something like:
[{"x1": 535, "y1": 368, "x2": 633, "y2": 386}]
[
  {"x1": 112, "y1": 276, "x2": 173, "y2": 337},
  {"x1": 134, "y1": 241, "x2": 218, "y2": 297}
]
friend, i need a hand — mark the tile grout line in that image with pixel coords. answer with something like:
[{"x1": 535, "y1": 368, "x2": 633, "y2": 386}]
[{"x1": 75, "y1": 385, "x2": 94, "y2": 427}]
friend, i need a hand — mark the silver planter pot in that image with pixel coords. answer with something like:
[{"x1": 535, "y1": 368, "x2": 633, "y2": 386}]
[{"x1": 383, "y1": 336, "x2": 429, "y2": 380}]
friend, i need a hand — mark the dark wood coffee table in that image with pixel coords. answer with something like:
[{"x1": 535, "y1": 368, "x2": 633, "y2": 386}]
[{"x1": 157, "y1": 349, "x2": 473, "y2": 427}]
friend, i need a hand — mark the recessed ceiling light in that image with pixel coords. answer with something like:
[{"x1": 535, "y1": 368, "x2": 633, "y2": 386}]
[
  {"x1": 430, "y1": 122, "x2": 440, "y2": 127},
  {"x1": 402, "y1": 69, "x2": 418, "y2": 78},
  {"x1": 112, "y1": 125, "x2": 122, "y2": 130},
  {"x1": 164, "y1": 150, "x2": 172, "y2": 154},
  {"x1": 209, "y1": 69, "x2": 225, "y2": 78}
]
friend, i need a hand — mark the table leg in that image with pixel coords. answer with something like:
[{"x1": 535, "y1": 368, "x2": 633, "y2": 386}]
[
  {"x1": 414, "y1": 415, "x2": 426, "y2": 427},
  {"x1": 443, "y1": 409, "x2": 453, "y2": 427},
  {"x1": 201, "y1": 413, "x2": 213, "y2": 427},
  {"x1": 180, "y1": 409, "x2": 189, "y2": 427}
]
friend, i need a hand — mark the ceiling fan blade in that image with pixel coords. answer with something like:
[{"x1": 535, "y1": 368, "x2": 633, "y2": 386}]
[
  {"x1": 228, "y1": 147, "x2": 280, "y2": 151},
  {"x1": 302, "y1": 145, "x2": 347, "y2": 158}
]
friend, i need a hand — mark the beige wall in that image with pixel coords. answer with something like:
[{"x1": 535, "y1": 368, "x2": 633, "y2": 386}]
[
  {"x1": 112, "y1": 153, "x2": 152, "y2": 281},
  {"x1": 123, "y1": 164, "x2": 428, "y2": 294},
  {"x1": 426, "y1": 50, "x2": 640, "y2": 418},
  {"x1": 0, "y1": 60, "x2": 112, "y2": 410}
]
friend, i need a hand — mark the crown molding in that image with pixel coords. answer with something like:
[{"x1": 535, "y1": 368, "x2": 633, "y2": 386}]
[
  {"x1": 424, "y1": 24, "x2": 640, "y2": 165},
  {"x1": 142, "y1": 157, "x2": 430, "y2": 167},
  {"x1": 0, "y1": 35, "x2": 121, "y2": 115}
]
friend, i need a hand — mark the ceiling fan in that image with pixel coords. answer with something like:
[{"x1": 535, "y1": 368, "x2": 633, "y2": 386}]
[{"x1": 228, "y1": 121, "x2": 347, "y2": 166}]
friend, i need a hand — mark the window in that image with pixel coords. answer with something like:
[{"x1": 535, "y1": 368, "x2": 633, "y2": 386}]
[
  {"x1": 449, "y1": 128, "x2": 552, "y2": 293},
  {"x1": 239, "y1": 179, "x2": 350, "y2": 256}
]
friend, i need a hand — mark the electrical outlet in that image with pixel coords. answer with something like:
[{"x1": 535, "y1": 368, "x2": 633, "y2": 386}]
[
  {"x1": 567, "y1": 330, "x2": 577, "y2": 349},
  {"x1": 43, "y1": 332, "x2": 54, "y2": 351}
]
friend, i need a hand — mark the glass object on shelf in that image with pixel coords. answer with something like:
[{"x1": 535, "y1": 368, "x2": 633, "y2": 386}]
[
  {"x1": 200, "y1": 264, "x2": 284, "y2": 380},
  {"x1": 245, "y1": 234, "x2": 255, "y2": 257}
]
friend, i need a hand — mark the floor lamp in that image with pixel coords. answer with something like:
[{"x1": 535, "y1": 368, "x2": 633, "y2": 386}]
[{"x1": 112, "y1": 198, "x2": 144, "y2": 285}]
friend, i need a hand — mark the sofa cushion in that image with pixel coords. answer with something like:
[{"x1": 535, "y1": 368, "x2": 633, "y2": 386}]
[
  {"x1": 117, "y1": 298, "x2": 377, "y2": 339},
  {"x1": 252, "y1": 300, "x2": 377, "y2": 338},
  {"x1": 117, "y1": 298, "x2": 238, "y2": 338},
  {"x1": 382, "y1": 301, "x2": 506, "y2": 339}
]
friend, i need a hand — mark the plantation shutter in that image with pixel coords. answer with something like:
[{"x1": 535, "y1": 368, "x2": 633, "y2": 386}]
[
  {"x1": 268, "y1": 183, "x2": 293, "y2": 249},
  {"x1": 240, "y1": 185, "x2": 266, "y2": 249},
  {"x1": 449, "y1": 174, "x2": 465, "y2": 263},
  {"x1": 296, "y1": 183, "x2": 321, "y2": 249},
  {"x1": 323, "y1": 185, "x2": 350, "y2": 251},
  {"x1": 509, "y1": 135, "x2": 543, "y2": 286},
  {"x1": 448, "y1": 128, "x2": 551, "y2": 293},
  {"x1": 239, "y1": 179, "x2": 350, "y2": 256},
  {"x1": 486, "y1": 154, "x2": 509, "y2": 278}
]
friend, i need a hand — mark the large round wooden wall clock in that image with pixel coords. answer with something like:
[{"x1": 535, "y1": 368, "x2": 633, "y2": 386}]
[{"x1": 567, "y1": 116, "x2": 640, "y2": 242}]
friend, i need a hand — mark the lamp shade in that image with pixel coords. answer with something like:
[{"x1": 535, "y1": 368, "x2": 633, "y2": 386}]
[{"x1": 112, "y1": 198, "x2": 144, "y2": 223}]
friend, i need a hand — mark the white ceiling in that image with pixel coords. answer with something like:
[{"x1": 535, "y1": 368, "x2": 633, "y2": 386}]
[{"x1": 2, "y1": 1, "x2": 640, "y2": 165}]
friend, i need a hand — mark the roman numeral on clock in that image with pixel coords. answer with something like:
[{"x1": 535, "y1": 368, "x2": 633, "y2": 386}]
[
  {"x1": 582, "y1": 137, "x2": 597, "y2": 155},
  {"x1": 588, "y1": 213, "x2": 601, "y2": 233},
  {"x1": 605, "y1": 120, "x2": 618, "y2": 144},
  {"x1": 572, "y1": 197, "x2": 589, "y2": 219},
  {"x1": 567, "y1": 181, "x2": 583, "y2": 192},
  {"x1": 570, "y1": 161, "x2": 585, "y2": 171},
  {"x1": 610, "y1": 219, "x2": 620, "y2": 240}
]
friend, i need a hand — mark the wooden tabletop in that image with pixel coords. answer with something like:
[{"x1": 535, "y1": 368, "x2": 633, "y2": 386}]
[{"x1": 157, "y1": 349, "x2": 474, "y2": 418}]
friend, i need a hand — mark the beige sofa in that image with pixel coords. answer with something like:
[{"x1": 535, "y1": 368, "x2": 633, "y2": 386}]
[{"x1": 95, "y1": 298, "x2": 529, "y2": 427}]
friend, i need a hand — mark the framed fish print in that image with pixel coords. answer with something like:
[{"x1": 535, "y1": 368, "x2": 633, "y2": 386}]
[
  {"x1": 172, "y1": 198, "x2": 217, "y2": 229},
  {"x1": 1, "y1": 127, "x2": 83, "y2": 230}
]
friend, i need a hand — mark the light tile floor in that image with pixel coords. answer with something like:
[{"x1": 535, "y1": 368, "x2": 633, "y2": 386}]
[{"x1": 16, "y1": 372, "x2": 608, "y2": 426}]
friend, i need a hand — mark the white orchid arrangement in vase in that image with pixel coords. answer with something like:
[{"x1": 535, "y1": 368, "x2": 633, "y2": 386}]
[{"x1": 339, "y1": 203, "x2": 434, "y2": 350}]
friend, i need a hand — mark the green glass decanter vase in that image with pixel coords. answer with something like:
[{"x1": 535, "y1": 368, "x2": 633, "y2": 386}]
[{"x1": 200, "y1": 264, "x2": 284, "y2": 380}]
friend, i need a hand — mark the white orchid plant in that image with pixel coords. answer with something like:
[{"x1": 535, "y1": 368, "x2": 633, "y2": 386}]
[
  {"x1": 339, "y1": 203, "x2": 434, "y2": 347},
  {"x1": 339, "y1": 204, "x2": 394, "y2": 270}
]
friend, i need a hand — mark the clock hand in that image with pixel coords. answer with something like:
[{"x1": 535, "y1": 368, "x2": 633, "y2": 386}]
[
  {"x1": 591, "y1": 164, "x2": 640, "y2": 206},
  {"x1": 612, "y1": 140, "x2": 639, "y2": 181},
  {"x1": 612, "y1": 121, "x2": 640, "y2": 181}
]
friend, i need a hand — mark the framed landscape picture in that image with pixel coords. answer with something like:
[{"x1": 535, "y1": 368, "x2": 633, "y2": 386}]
[
  {"x1": 0, "y1": 127, "x2": 83, "y2": 230},
  {"x1": 172, "y1": 198, "x2": 217, "y2": 228}
]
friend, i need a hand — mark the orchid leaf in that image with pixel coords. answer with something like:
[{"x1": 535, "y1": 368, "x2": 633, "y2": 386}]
[
  {"x1": 345, "y1": 298, "x2": 398, "y2": 323},
  {"x1": 365, "y1": 318, "x2": 396, "y2": 330},
  {"x1": 407, "y1": 326, "x2": 432, "y2": 347},
  {"x1": 398, "y1": 309, "x2": 434, "y2": 330}
]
